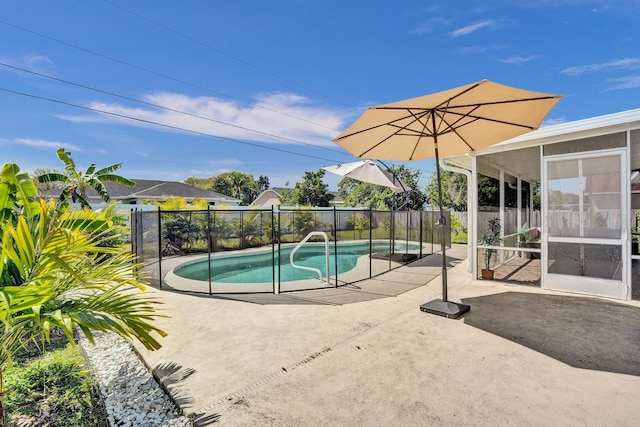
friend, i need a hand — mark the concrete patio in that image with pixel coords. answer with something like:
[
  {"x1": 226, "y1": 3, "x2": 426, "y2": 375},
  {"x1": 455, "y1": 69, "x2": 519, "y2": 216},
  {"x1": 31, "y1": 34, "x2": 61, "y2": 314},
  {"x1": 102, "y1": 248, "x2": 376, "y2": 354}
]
[{"x1": 132, "y1": 245, "x2": 640, "y2": 426}]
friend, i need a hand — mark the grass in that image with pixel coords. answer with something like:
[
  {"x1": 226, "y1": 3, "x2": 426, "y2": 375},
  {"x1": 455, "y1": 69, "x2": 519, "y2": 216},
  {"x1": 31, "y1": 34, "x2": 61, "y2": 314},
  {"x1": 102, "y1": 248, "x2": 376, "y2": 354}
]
[{"x1": 2, "y1": 335, "x2": 108, "y2": 427}]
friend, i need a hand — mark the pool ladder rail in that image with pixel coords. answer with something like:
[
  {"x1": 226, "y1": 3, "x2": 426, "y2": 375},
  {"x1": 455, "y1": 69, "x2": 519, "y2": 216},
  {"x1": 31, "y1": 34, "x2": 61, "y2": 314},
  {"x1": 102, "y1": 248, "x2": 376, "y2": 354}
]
[{"x1": 289, "y1": 231, "x2": 331, "y2": 287}]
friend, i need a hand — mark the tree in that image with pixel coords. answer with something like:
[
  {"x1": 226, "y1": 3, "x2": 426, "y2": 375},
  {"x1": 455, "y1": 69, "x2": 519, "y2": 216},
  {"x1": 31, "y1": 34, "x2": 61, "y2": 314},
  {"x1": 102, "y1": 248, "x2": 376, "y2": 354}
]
[
  {"x1": 478, "y1": 175, "x2": 499, "y2": 208},
  {"x1": 184, "y1": 176, "x2": 216, "y2": 190},
  {"x1": 228, "y1": 171, "x2": 250, "y2": 201},
  {"x1": 286, "y1": 169, "x2": 334, "y2": 207},
  {"x1": 338, "y1": 164, "x2": 425, "y2": 210},
  {"x1": 0, "y1": 162, "x2": 166, "y2": 421},
  {"x1": 191, "y1": 171, "x2": 268, "y2": 205},
  {"x1": 37, "y1": 148, "x2": 134, "y2": 209},
  {"x1": 425, "y1": 169, "x2": 468, "y2": 211},
  {"x1": 255, "y1": 175, "x2": 270, "y2": 193},
  {"x1": 31, "y1": 167, "x2": 64, "y2": 193}
]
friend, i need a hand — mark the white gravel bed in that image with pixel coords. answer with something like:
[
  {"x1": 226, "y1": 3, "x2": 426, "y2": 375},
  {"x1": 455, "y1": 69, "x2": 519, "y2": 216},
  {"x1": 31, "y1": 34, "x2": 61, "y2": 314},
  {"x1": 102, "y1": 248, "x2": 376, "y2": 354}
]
[{"x1": 78, "y1": 331, "x2": 192, "y2": 427}]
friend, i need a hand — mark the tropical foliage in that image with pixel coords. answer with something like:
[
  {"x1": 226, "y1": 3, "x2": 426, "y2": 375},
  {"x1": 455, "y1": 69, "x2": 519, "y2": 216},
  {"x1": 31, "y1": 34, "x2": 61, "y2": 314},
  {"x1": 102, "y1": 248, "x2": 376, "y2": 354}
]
[
  {"x1": 1, "y1": 160, "x2": 166, "y2": 422},
  {"x1": 184, "y1": 171, "x2": 269, "y2": 205},
  {"x1": 37, "y1": 148, "x2": 135, "y2": 209}
]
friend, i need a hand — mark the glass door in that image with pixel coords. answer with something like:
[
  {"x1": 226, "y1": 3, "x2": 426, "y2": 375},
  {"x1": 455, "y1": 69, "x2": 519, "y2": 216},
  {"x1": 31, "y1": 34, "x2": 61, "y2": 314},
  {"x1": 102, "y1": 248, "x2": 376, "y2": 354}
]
[{"x1": 543, "y1": 150, "x2": 628, "y2": 299}]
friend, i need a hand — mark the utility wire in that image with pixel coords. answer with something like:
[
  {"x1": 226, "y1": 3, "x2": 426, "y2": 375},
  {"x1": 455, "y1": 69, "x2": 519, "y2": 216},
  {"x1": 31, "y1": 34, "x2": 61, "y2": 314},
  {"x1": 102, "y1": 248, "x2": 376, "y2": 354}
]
[
  {"x1": 0, "y1": 19, "x2": 435, "y2": 181},
  {"x1": 97, "y1": 4, "x2": 436, "y2": 183},
  {"x1": 0, "y1": 62, "x2": 348, "y2": 155},
  {"x1": 0, "y1": 19, "x2": 340, "y2": 132},
  {"x1": 102, "y1": 0, "x2": 337, "y2": 105},
  {"x1": 0, "y1": 86, "x2": 348, "y2": 164}
]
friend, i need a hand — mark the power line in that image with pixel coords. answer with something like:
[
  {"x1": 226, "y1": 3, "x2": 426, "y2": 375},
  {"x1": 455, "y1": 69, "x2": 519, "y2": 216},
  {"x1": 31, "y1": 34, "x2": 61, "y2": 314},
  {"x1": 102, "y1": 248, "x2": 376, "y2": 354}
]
[
  {"x1": 0, "y1": 61, "x2": 348, "y2": 155},
  {"x1": 102, "y1": 0, "x2": 338, "y2": 104},
  {"x1": 0, "y1": 86, "x2": 348, "y2": 164},
  {"x1": 0, "y1": 18, "x2": 435, "y2": 181},
  {"x1": 0, "y1": 19, "x2": 340, "y2": 133}
]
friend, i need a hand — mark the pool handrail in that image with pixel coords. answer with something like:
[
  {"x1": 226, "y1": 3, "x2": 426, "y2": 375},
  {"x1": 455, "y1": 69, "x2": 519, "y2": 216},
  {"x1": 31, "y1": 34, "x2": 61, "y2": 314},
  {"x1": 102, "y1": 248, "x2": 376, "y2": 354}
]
[{"x1": 289, "y1": 231, "x2": 330, "y2": 286}]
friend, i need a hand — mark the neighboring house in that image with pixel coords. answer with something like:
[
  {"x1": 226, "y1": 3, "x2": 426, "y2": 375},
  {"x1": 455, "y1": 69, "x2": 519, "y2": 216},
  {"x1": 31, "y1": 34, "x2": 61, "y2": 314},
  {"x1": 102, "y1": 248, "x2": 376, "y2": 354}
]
[
  {"x1": 41, "y1": 179, "x2": 242, "y2": 206},
  {"x1": 251, "y1": 187, "x2": 287, "y2": 207},
  {"x1": 251, "y1": 187, "x2": 342, "y2": 207}
]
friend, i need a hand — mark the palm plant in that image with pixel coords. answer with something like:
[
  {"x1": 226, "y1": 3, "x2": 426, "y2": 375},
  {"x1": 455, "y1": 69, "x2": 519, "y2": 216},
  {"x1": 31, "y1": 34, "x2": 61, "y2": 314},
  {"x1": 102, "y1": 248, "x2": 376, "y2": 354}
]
[
  {"x1": 479, "y1": 217, "x2": 502, "y2": 278},
  {"x1": 1, "y1": 162, "x2": 166, "y2": 422},
  {"x1": 228, "y1": 171, "x2": 250, "y2": 203},
  {"x1": 37, "y1": 148, "x2": 135, "y2": 209}
]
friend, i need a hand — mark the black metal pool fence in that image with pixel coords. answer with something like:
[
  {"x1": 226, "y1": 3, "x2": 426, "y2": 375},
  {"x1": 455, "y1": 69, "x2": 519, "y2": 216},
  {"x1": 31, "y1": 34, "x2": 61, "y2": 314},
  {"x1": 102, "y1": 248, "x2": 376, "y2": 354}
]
[{"x1": 131, "y1": 207, "x2": 450, "y2": 295}]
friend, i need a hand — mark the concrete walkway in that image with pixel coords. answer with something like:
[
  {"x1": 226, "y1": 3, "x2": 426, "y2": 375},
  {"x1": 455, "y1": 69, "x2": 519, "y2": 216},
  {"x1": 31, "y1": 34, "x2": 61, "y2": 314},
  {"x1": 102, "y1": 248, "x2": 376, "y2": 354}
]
[{"x1": 133, "y1": 245, "x2": 640, "y2": 426}]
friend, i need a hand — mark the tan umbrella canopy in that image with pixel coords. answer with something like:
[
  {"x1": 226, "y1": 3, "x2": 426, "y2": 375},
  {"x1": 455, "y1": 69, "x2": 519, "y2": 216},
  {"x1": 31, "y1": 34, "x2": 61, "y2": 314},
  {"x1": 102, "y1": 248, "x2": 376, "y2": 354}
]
[
  {"x1": 322, "y1": 160, "x2": 410, "y2": 193},
  {"x1": 333, "y1": 80, "x2": 562, "y2": 318}
]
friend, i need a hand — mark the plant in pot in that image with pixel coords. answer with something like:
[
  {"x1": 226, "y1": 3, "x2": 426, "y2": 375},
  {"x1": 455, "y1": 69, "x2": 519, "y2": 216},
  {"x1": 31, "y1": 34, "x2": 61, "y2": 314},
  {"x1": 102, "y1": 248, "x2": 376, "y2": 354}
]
[
  {"x1": 516, "y1": 222, "x2": 531, "y2": 259},
  {"x1": 479, "y1": 217, "x2": 502, "y2": 279}
]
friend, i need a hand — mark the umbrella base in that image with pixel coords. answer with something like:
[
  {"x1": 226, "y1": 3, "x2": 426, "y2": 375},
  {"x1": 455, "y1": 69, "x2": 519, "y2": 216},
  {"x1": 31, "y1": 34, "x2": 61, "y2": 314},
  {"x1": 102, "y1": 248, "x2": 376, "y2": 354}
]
[{"x1": 419, "y1": 299, "x2": 470, "y2": 319}]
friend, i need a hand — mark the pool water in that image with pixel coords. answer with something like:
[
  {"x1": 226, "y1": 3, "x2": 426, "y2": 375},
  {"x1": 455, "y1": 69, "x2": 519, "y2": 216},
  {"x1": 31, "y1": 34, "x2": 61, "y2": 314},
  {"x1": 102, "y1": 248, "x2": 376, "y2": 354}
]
[{"x1": 173, "y1": 241, "x2": 421, "y2": 283}]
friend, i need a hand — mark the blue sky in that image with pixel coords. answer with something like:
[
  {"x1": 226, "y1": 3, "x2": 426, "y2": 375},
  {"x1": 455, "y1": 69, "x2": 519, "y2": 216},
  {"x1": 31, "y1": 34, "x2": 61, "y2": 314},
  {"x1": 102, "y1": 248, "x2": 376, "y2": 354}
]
[{"x1": 2, "y1": 0, "x2": 640, "y2": 190}]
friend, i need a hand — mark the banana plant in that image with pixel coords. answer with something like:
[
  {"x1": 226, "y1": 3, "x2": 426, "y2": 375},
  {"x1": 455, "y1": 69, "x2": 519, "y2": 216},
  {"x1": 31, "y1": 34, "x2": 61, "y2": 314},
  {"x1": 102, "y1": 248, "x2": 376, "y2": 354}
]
[
  {"x1": 0, "y1": 164, "x2": 40, "y2": 223},
  {"x1": 37, "y1": 148, "x2": 135, "y2": 209}
]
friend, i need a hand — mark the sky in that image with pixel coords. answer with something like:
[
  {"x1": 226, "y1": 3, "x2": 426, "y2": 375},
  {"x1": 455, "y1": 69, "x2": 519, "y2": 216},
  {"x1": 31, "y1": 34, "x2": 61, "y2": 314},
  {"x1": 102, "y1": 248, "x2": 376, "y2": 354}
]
[{"x1": 2, "y1": 0, "x2": 640, "y2": 191}]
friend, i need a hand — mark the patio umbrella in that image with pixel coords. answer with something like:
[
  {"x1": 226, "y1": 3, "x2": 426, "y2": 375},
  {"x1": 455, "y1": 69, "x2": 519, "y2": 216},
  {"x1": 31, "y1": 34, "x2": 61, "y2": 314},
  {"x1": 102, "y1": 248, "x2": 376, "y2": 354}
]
[
  {"x1": 333, "y1": 79, "x2": 562, "y2": 318},
  {"x1": 322, "y1": 159, "x2": 410, "y2": 193}
]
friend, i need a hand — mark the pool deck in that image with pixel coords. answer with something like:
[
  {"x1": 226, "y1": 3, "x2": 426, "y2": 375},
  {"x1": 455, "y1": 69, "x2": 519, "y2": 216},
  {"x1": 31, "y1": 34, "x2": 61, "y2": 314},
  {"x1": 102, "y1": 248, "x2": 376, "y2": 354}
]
[{"x1": 133, "y1": 244, "x2": 640, "y2": 426}]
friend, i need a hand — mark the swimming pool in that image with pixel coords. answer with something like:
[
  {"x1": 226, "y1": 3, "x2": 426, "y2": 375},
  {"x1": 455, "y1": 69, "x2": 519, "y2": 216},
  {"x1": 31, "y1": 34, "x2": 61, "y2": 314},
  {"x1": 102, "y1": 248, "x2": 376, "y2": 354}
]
[{"x1": 172, "y1": 241, "x2": 421, "y2": 284}]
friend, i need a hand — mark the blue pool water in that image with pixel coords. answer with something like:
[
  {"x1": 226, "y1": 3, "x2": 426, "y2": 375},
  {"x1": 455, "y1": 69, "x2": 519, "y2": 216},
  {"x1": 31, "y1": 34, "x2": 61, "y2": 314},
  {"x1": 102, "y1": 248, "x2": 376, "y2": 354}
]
[{"x1": 173, "y1": 241, "x2": 421, "y2": 283}]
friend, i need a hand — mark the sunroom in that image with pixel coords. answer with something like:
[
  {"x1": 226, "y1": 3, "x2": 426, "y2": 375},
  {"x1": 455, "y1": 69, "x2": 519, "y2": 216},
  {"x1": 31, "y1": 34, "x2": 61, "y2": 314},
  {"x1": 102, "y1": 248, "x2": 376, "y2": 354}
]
[{"x1": 443, "y1": 108, "x2": 640, "y2": 301}]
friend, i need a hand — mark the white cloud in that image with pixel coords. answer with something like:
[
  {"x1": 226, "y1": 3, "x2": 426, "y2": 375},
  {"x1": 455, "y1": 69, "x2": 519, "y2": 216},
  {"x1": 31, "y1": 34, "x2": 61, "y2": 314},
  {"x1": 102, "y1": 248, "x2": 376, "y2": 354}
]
[
  {"x1": 457, "y1": 44, "x2": 505, "y2": 55},
  {"x1": 604, "y1": 75, "x2": 640, "y2": 91},
  {"x1": 498, "y1": 55, "x2": 538, "y2": 64},
  {"x1": 561, "y1": 58, "x2": 640, "y2": 76},
  {"x1": 449, "y1": 19, "x2": 498, "y2": 37},
  {"x1": 410, "y1": 17, "x2": 450, "y2": 35},
  {"x1": 57, "y1": 92, "x2": 347, "y2": 148},
  {"x1": 11, "y1": 138, "x2": 80, "y2": 151},
  {"x1": 0, "y1": 55, "x2": 54, "y2": 73}
]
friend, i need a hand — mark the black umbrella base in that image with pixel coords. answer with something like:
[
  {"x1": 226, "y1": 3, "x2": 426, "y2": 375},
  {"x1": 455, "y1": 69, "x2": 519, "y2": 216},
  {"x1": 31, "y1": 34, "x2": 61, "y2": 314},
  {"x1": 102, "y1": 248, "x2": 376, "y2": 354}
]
[{"x1": 420, "y1": 299, "x2": 470, "y2": 319}]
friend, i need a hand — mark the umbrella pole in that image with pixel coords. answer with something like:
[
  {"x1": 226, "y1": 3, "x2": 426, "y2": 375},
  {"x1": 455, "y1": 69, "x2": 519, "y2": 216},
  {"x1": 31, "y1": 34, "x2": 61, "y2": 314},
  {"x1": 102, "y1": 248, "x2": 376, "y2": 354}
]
[
  {"x1": 435, "y1": 147, "x2": 448, "y2": 302},
  {"x1": 419, "y1": 115, "x2": 470, "y2": 319}
]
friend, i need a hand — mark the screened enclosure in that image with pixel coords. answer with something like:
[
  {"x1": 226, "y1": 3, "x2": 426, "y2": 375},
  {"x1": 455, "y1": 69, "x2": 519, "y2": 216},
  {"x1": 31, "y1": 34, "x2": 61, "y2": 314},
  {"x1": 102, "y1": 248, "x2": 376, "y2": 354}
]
[{"x1": 444, "y1": 109, "x2": 640, "y2": 301}]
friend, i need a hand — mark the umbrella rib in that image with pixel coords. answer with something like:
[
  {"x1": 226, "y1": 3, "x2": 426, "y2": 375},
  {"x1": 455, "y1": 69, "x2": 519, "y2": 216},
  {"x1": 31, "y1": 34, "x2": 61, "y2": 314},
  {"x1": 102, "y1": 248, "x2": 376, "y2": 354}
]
[
  {"x1": 374, "y1": 94, "x2": 559, "y2": 113},
  {"x1": 333, "y1": 109, "x2": 430, "y2": 142},
  {"x1": 443, "y1": 109, "x2": 537, "y2": 130},
  {"x1": 407, "y1": 109, "x2": 434, "y2": 160},
  {"x1": 435, "y1": 108, "x2": 476, "y2": 152},
  {"x1": 341, "y1": 110, "x2": 434, "y2": 157}
]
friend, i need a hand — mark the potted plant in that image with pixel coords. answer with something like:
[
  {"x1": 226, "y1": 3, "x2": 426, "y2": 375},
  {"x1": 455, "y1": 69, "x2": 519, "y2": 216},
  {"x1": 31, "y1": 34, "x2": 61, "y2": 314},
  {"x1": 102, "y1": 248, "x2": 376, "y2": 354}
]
[
  {"x1": 479, "y1": 217, "x2": 502, "y2": 279},
  {"x1": 516, "y1": 222, "x2": 531, "y2": 259}
]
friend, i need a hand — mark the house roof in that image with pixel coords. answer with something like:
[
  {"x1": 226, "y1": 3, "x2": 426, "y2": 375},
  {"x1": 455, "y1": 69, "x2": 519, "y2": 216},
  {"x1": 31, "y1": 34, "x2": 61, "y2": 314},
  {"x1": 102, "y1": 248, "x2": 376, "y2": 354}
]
[
  {"x1": 444, "y1": 108, "x2": 640, "y2": 176},
  {"x1": 448, "y1": 108, "x2": 640, "y2": 157},
  {"x1": 42, "y1": 179, "x2": 242, "y2": 203}
]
